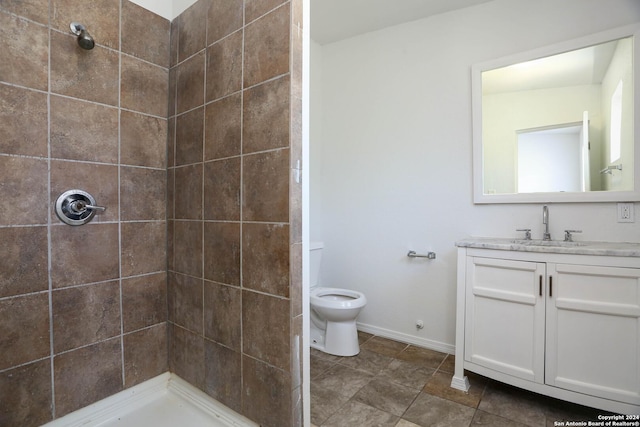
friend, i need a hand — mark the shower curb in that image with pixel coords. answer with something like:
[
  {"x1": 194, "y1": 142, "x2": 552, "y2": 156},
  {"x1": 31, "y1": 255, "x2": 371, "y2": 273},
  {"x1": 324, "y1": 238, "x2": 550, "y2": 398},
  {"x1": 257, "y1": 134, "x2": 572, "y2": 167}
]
[{"x1": 42, "y1": 373, "x2": 257, "y2": 427}]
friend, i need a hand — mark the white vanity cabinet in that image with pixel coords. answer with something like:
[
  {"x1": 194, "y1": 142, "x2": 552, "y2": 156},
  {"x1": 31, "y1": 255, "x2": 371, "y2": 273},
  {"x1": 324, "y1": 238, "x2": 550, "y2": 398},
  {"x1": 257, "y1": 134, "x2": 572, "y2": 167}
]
[{"x1": 453, "y1": 240, "x2": 640, "y2": 415}]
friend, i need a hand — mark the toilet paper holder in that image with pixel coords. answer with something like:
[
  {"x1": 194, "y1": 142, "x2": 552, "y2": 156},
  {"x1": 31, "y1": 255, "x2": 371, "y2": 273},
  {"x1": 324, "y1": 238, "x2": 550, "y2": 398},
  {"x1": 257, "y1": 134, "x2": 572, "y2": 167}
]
[{"x1": 407, "y1": 250, "x2": 436, "y2": 260}]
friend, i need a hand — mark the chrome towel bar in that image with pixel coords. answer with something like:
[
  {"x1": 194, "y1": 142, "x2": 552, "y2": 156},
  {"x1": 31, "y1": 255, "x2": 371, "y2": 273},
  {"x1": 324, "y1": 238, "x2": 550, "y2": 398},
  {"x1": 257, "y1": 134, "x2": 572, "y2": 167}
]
[{"x1": 407, "y1": 250, "x2": 436, "y2": 260}]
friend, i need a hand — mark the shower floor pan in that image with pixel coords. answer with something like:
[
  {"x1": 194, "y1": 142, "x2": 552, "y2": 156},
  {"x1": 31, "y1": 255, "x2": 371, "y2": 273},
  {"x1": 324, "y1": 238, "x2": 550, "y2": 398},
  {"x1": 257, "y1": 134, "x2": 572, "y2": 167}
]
[{"x1": 43, "y1": 373, "x2": 257, "y2": 427}]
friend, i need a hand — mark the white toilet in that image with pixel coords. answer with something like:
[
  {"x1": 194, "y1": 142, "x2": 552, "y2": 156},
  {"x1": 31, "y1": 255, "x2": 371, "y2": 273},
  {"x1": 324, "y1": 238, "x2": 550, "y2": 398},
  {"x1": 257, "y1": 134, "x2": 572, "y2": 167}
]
[{"x1": 309, "y1": 242, "x2": 367, "y2": 356}]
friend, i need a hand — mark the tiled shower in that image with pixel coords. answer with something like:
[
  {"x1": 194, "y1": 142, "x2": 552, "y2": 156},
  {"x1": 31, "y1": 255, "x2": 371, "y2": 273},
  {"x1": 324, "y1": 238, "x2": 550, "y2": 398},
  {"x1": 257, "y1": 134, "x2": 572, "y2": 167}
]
[{"x1": 0, "y1": 0, "x2": 303, "y2": 426}]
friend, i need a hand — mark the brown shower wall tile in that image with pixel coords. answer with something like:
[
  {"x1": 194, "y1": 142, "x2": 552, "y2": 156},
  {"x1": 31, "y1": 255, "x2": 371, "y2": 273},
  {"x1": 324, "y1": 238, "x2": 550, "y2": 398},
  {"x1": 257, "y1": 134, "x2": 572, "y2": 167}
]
[
  {"x1": 204, "y1": 281, "x2": 241, "y2": 349},
  {"x1": 174, "y1": 164, "x2": 203, "y2": 220},
  {"x1": 121, "y1": 221, "x2": 166, "y2": 277},
  {"x1": 205, "y1": 31, "x2": 243, "y2": 102},
  {"x1": 243, "y1": 4, "x2": 290, "y2": 88},
  {"x1": 50, "y1": 223, "x2": 120, "y2": 289},
  {"x1": 207, "y1": 0, "x2": 243, "y2": 45},
  {"x1": 168, "y1": 272, "x2": 203, "y2": 333},
  {"x1": 173, "y1": 221, "x2": 203, "y2": 277},
  {"x1": 50, "y1": 160, "x2": 119, "y2": 223},
  {"x1": 0, "y1": 12, "x2": 48, "y2": 91},
  {"x1": 203, "y1": 222, "x2": 241, "y2": 286},
  {"x1": 0, "y1": 0, "x2": 49, "y2": 24},
  {"x1": 50, "y1": 32, "x2": 119, "y2": 106},
  {"x1": 244, "y1": 0, "x2": 287, "y2": 23},
  {"x1": 243, "y1": 76, "x2": 290, "y2": 154},
  {"x1": 54, "y1": 338, "x2": 123, "y2": 418},
  {"x1": 242, "y1": 355, "x2": 292, "y2": 427},
  {"x1": 168, "y1": 67, "x2": 177, "y2": 118},
  {"x1": 120, "y1": 167, "x2": 166, "y2": 221},
  {"x1": 176, "y1": 0, "x2": 207, "y2": 63},
  {"x1": 120, "y1": 111, "x2": 168, "y2": 168},
  {"x1": 0, "y1": 293, "x2": 50, "y2": 371},
  {"x1": 175, "y1": 106, "x2": 204, "y2": 166},
  {"x1": 0, "y1": 156, "x2": 48, "y2": 226},
  {"x1": 204, "y1": 157, "x2": 241, "y2": 220},
  {"x1": 52, "y1": 281, "x2": 121, "y2": 353},
  {"x1": 176, "y1": 50, "x2": 206, "y2": 114},
  {"x1": 51, "y1": 0, "x2": 120, "y2": 50},
  {"x1": 122, "y1": 273, "x2": 167, "y2": 332},
  {"x1": 123, "y1": 323, "x2": 168, "y2": 387},
  {"x1": 242, "y1": 222, "x2": 290, "y2": 297},
  {"x1": 204, "y1": 93, "x2": 242, "y2": 160},
  {"x1": 50, "y1": 95, "x2": 119, "y2": 163},
  {"x1": 170, "y1": 324, "x2": 205, "y2": 390},
  {"x1": 167, "y1": 168, "x2": 175, "y2": 220},
  {"x1": 0, "y1": 359, "x2": 52, "y2": 427},
  {"x1": 167, "y1": 220, "x2": 175, "y2": 271},
  {"x1": 204, "y1": 339, "x2": 241, "y2": 413},
  {"x1": 242, "y1": 290, "x2": 290, "y2": 370},
  {"x1": 0, "y1": 84, "x2": 48, "y2": 157},
  {"x1": 242, "y1": 149, "x2": 290, "y2": 222},
  {"x1": 0, "y1": 226, "x2": 48, "y2": 298},
  {"x1": 290, "y1": 7, "x2": 303, "y2": 101},
  {"x1": 122, "y1": 1, "x2": 170, "y2": 67},
  {"x1": 170, "y1": 19, "x2": 179, "y2": 68},
  {"x1": 121, "y1": 55, "x2": 169, "y2": 117},
  {"x1": 168, "y1": 116, "x2": 176, "y2": 167}
]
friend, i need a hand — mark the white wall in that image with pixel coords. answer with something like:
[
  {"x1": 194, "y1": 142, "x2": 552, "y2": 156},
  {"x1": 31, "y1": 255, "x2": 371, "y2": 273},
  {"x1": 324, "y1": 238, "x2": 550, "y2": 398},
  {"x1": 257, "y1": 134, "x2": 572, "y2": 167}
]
[
  {"x1": 310, "y1": 0, "x2": 640, "y2": 352},
  {"x1": 129, "y1": 0, "x2": 198, "y2": 20}
]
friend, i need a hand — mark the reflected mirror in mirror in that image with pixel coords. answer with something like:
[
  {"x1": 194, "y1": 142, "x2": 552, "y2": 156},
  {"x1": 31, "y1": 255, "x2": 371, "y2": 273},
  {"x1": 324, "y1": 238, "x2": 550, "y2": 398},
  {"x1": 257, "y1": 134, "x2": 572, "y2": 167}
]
[{"x1": 473, "y1": 26, "x2": 640, "y2": 203}]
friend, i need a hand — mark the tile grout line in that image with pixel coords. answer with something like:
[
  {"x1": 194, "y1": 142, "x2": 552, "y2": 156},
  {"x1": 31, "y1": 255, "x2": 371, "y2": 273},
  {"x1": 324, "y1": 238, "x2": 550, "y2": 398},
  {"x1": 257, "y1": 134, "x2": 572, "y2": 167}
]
[{"x1": 46, "y1": 0, "x2": 56, "y2": 419}]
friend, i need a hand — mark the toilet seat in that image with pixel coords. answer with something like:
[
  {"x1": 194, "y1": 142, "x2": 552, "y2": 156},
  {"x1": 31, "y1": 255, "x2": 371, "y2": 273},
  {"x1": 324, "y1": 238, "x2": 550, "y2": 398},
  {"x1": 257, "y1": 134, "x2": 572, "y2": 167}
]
[{"x1": 310, "y1": 287, "x2": 366, "y2": 310}]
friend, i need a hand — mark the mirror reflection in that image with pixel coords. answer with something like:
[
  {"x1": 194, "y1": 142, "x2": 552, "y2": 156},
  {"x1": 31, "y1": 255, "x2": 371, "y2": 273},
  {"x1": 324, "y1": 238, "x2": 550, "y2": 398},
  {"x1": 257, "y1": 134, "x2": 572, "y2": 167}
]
[{"x1": 481, "y1": 36, "x2": 633, "y2": 195}]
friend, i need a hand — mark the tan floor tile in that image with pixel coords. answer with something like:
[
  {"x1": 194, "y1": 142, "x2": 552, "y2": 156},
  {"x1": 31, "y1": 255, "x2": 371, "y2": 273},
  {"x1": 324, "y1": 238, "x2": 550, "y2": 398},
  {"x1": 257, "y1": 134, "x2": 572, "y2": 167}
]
[
  {"x1": 338, "y1": 348, "x2": 394, "y2": 375},
  {"x1": 423, "y1": 370, "x2": 486, "y2": 408},
  {"x1": 471, "y1": 410, "x2": 529, "y2": 426},
  {"x1": 361, "y1": 336, "x2": 409, "y2": 358},
  {"x1": 322, "y1": 400, "x2": 399, "y2": 427},
  {"x1": 314, "y1": 364, "x2": 373, "y2": 399},
  {"x1": 378, "y1": 359, "x2": 435, "y2": 390},
  {"x1": 310, "y1": 383, "x2": 351, "y2": 426},
  {"x1": 403, "y1": 392, "x2": 476, "y2": 427},
  {"x1": 352, "y1": 379, "x2": 420, "y2": 416},
  {"x1": 478, "y1": 382, "x2": 548, "y2": 427},
  {"x1": 396, "y1": 345, "x2": 447, "y2": 369}
]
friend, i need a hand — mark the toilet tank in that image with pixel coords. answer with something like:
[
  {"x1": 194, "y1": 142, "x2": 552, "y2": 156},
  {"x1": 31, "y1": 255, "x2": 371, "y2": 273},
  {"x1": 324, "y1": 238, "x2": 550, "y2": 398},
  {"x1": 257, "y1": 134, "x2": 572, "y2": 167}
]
[{"x1": 310, "y1": 241, "x2": 324, "y2": 288}]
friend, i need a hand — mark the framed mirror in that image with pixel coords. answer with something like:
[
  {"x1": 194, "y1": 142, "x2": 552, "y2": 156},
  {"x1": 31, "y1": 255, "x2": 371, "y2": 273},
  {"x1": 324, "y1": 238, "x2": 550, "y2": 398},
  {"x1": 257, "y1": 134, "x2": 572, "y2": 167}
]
[{"x1": 473, "y1": 25, "x2": 640, "y2": 203}]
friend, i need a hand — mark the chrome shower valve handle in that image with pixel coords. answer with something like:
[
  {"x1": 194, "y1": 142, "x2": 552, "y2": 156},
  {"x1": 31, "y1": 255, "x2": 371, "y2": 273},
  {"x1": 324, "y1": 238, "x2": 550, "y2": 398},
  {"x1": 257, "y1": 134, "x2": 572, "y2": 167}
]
[{"x1": 55, "y1": 189, "x2": 106, "y2": 226}]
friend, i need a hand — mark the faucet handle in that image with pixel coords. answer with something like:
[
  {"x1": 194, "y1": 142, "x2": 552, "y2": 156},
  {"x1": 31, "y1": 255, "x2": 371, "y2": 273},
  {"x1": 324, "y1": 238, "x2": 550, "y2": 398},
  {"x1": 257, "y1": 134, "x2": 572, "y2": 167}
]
[
  {"x1": 516, "y1": 228, "x2": 532, "y2": 240},
  {"x1": 564, "y1": 229, "x2": 582, "y2": 242}
]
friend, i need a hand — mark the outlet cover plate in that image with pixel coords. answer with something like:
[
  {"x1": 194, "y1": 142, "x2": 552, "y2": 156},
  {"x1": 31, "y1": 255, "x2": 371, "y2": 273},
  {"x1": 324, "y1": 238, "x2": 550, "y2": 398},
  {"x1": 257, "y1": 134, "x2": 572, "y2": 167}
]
[{"x1": 617, "y1": 203, "x2": 635, "y2": 223}]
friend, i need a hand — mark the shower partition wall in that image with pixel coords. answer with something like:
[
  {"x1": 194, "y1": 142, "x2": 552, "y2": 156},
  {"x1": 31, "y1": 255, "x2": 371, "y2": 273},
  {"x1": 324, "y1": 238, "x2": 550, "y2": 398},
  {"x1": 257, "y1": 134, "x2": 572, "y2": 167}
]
[{"x1": 0, "y1": 0, "x2": 303, "y2": 426}]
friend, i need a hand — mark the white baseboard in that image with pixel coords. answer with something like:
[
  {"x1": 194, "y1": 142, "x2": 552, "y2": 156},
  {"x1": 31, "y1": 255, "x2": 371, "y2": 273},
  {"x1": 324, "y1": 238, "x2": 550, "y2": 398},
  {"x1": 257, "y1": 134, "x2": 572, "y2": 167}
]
[
  {"x1": 43, "y1": 373, "x2": 257, "y2": 427},
  {"x1": 357, "y1": 322, "x2": 455, "y2": 355}
]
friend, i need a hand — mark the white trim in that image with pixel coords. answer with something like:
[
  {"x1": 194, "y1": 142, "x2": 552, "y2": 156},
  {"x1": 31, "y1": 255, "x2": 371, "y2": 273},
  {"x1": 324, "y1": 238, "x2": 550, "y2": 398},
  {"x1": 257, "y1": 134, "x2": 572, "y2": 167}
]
[
  {"x1": 356, "y1": 322, "x2": 455, "y2": 355},
  {"x1": 43, "y1": 373, "x2": 257, "y2": 427}
]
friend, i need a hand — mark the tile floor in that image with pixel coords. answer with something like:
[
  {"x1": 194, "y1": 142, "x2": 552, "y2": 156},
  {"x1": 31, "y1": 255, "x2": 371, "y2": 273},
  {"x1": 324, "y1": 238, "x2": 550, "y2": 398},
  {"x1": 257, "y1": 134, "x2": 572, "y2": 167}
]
[{"x1": 310, "y1": 332, "x2": 610, "y2": 427}]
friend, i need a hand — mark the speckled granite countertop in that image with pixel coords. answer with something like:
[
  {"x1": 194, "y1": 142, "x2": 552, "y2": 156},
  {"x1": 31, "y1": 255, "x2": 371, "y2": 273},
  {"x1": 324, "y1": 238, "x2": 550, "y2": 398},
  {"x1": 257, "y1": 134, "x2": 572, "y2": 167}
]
[{"x1": 456, "y1": 237, "x2": 640, "y2": 257}]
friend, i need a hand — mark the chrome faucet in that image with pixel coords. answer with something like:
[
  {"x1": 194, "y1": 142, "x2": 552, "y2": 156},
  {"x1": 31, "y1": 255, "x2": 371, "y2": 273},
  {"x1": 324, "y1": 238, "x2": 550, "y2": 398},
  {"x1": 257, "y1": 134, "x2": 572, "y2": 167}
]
[{"x1": 542, "y1": 205, "x2": 551, "y2": 241}]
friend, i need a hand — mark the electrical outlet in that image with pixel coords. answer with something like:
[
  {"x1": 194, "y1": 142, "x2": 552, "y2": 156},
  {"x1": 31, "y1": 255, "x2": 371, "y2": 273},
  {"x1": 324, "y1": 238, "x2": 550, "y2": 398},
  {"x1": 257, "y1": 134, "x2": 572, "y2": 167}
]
[{"x1": 617, "y1": 203, "x2": 634, "y2": 223}]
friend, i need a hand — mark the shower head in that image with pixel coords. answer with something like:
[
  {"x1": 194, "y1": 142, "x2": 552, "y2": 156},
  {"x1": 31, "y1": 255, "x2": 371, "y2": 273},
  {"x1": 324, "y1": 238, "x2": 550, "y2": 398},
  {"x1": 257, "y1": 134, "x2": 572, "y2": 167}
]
[{"x1": 69, "y1": 22, "x2": 95, "y2": 50}]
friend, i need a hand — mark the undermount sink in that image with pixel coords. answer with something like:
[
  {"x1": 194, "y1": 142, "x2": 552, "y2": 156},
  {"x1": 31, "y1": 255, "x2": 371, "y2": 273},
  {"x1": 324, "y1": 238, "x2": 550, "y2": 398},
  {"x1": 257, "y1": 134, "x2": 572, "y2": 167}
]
[{"x1": 510, "y1": 239, "x2": 588, "y2": 247}]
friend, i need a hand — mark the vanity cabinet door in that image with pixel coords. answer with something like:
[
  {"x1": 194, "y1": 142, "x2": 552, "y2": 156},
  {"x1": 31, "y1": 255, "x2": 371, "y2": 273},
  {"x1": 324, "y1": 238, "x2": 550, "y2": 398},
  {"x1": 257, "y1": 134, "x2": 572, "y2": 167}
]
[
  {"x1": 546, "y1": 263, "x2": 640, "y2": 405},
  {"x1": 465, "y1": 257, "x2": 546, "y2": 383}
]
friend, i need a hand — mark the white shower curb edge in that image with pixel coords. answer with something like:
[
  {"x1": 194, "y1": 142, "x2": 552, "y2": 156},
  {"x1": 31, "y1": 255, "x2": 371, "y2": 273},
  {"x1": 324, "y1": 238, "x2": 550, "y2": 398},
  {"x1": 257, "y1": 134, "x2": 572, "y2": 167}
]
[{"x1": 43, "y1": 372, "x2": 257, "y2": 427}]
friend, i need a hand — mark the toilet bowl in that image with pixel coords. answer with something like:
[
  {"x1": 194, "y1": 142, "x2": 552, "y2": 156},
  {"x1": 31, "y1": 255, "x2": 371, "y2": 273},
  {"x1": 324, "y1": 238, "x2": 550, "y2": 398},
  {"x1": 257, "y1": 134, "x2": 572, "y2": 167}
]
[{"x1": 309, "y1": 242, "x2": 367, "y2": 356}]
